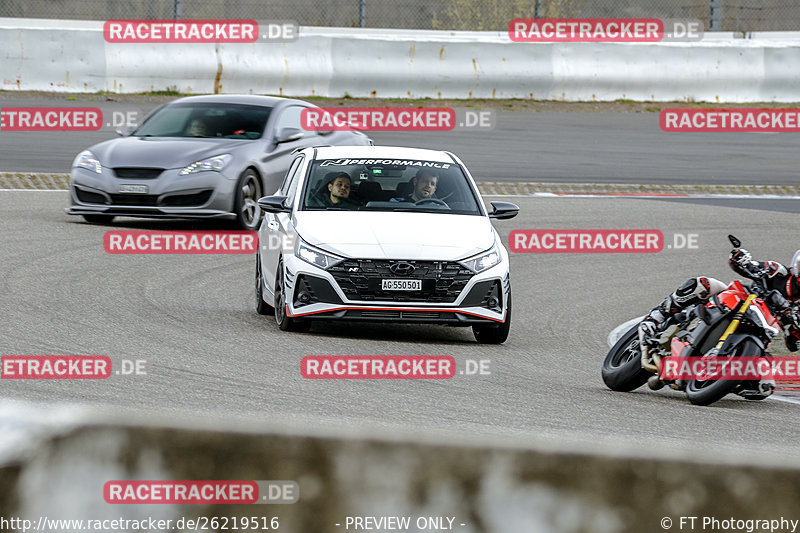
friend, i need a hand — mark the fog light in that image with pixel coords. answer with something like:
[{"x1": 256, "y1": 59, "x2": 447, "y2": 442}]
[
  {"x1": 487, "y1": 297, "x2": 499, "y2": 308},
  {"x1": 298, "y1": 291, "x2": 311, "y2": 303}
]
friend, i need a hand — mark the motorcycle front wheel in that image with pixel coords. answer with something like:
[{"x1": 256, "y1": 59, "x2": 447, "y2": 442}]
[
  {"x1": 685, "y1": 338, "x2": 762, "y2": 406},
  {"x1": 602, "y1": 324, "x2": 652, "y2": 392}
]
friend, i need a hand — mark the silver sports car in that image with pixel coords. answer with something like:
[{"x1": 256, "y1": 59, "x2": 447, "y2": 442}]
[{"x1": 66, "y1": 95, "x2": 371, "y2": 229}]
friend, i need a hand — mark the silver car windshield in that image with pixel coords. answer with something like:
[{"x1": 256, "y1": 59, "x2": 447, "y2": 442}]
[
  {"x1": 133, "y1": 103, "x2": 272, "y2": 139},
  {"x1": 301, "y1": 159, "x2": 483, "y2": 215}
]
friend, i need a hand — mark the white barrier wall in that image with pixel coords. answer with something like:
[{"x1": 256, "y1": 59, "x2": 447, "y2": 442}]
[
  {"x1": 4, "y1": 406, "x2": 800, "y2": 533},
  {"x1": 2, "y1": 18, "x2": 800, "y2": 101}
]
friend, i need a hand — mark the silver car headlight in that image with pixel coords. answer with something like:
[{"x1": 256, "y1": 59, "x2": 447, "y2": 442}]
[
  {"x1": 72, "y1": 150, "x2": 101, "y2": 174},
  {"x1": 461, "y1": 243, "x2": 501, "y2": 273},
  {"x1": 295, "y1": 238, "x2": 345, "y2": 270},
  {"x1": 179, "y1": 154, "x2": 232, "y2": 175}
]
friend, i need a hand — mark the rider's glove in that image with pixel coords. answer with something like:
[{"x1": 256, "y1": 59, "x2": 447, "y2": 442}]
[
  {"x1": 638, "y1": 319, "x2": 659, "y2": 343},
  {"x1": 730, "y1": 248, "x2": 752, "y2": 267}
]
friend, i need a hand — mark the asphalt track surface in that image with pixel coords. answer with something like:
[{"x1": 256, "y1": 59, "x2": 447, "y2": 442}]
[
  {"x1": 2, "y1": 95, "x2": 800, "y2": 185},
  {"x1": 3, "y1": 191, "x2": 800, "y2": 457}
]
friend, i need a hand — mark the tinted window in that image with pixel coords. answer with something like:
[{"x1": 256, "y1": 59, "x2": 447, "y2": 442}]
[
  {"x1": 134, "y1": 102, "x2": 272, "y2": 139},
  {"x1": 301, "y1": 158, "x2": 482, "y2": 215}
]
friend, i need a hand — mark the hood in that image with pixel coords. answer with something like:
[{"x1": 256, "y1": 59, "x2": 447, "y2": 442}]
[
  {"x1": 88, "y1": 136, "x2": 248, "y2": 169},
  {"x1": 296, "y1": 211, "x2": 495, "y2": 261}
]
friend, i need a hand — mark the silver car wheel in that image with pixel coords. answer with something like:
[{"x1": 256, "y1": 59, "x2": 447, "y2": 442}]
[{"x1": 240, "y1": 175, "x2": 261, "y2": 225}]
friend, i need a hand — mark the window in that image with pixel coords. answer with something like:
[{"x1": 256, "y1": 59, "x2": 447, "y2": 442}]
[
  {"x1": 282, "y1": 157, "x2": 306, "y2": 206},
  {"x1": 273, "y1": 106, "x2": 310, "y2": 136}
]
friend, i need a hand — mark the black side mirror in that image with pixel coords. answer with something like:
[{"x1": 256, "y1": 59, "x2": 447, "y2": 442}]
[
  {"x1": 275, "y1": 128, "x2": 304, "y2": 144},
  {"x1": 257, "y1": 195, "x2": 291, "y2": 213},
  {"x1": 488, "y1": 201, "x2": 519, "y2": 220}
]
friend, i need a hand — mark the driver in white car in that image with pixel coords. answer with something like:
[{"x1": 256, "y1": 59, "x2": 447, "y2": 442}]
[{"x1": 392, "y1": 169, "x2": 439, "y2": 203}]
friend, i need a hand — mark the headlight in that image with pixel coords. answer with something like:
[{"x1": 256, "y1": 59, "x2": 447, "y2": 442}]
[
  {"x1": 179, "y1": 154, "x2": 232, "y2": 175},
  {"x1": 72, "y1": 150, "x2": 101, "y2": 174},
  {"x1": 295, "y1": 238, "x2": 345, "y2": 270},
  {"x1": 461, "y1": 243, "x2": 501, "y2": 273}
]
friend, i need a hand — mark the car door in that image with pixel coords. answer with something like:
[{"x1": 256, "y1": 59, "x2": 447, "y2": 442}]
[
  {"x1": 261, "y1": 105, "x2": 319, "y2": 194},
  {"x1": 261, "y1": 155, "x2": 306, "y2": 291}
]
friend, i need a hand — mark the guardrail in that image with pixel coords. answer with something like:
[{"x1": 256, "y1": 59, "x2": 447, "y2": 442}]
[{"x1": 1, "y1": 20, "x2": 799, "y2": 101}]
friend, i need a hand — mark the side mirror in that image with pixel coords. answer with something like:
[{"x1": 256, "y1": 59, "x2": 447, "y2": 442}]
[
  {"x1": 257, "y1": 195, "x2": 291, "y2": 214},
  {"x1": 488, "y1": 201, "x2": 519, "y2": 220},
  {"x1": 115, "y1": 125, "x2": 137, "y2": 137},
  {"x1": 275, "y1": 128, "x2": 304, "y2": 144}
]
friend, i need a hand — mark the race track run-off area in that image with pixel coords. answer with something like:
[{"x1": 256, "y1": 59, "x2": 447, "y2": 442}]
[{"x1": 3, "y1": 191, "x2": 800, "y2": 457}]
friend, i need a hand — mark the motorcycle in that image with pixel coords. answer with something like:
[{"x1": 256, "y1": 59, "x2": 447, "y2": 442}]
[{"x1": 602, "y1": 235, "x2": 798, "y2": 406}]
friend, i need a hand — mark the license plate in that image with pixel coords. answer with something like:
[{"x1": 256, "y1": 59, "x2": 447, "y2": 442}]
[
  {"x1": 119, "y1": 184, "x2": 149, "y2": 194},
  {"x1": 381, "y1": 279, "x2": 421, "y2": 291}
]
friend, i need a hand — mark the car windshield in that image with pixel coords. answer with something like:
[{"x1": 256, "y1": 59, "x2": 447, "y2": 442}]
[
  {"x1": 133, "y1": 102, "x2": 271, "y2": 139},
  {"x1": 301, "y1": 158, "x2": 483, "y2": 215}
]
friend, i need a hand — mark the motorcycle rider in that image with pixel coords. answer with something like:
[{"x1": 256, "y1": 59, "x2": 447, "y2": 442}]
[{"x1": 638, "y1": 247, "x2": 800, "y2": 355}]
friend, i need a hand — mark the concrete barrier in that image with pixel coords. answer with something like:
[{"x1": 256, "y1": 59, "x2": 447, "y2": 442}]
[
  {"x1": 3, "y1": 403, "x2": 800, "y2": 532},
  {"x1": 3, "y1": 18, "x2": 800, "y2": 102}
]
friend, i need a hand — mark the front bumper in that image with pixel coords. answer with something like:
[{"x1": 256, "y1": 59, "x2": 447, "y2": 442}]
[
  {"x1": 281, "y1": 254, "x2": 510, "y2": 325},
  {"x1": 66, "y1": 166, "x2": 238, "y2": 219}
]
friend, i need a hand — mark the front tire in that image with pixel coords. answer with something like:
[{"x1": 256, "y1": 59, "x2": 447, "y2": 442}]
[
  {"x1": 255, "y1": 254, "x2": 273, "y2": 316},
  {"x1": 82, "y1": 214, "x2": 115, "y2": 224},
  {"x1": 473, "y1": 294, "x2": 511, "y2": 344},
  {"x1": 274, "y1": 258, "x2": 311, "y2": 332},
  {"x1": 234, "y1": 169, "x2": 263, "y2": 230},
  {"x1": 685, "y1": 339, "x2": 762, "y2": 406},
  {"x1": 601, "y1": 324, "x2": 652, "y2": 392}
]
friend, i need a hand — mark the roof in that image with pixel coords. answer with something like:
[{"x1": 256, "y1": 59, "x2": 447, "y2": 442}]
[{"x1": 169, "y1": 94, "x2": 309, "y2": 107}]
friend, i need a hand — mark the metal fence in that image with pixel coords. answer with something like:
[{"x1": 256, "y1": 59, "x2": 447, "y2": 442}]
[{"x1": 1, "y1": 0, "x2": 798, "y2": 31}]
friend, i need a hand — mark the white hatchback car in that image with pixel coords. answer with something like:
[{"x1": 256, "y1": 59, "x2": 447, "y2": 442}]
[{"x1": 255, "y1": 146, "x2": 518, "y2": 343}]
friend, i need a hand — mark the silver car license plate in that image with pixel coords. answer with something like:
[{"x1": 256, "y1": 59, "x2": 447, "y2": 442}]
[
  {"x1": 382, "y1": 279, "x2": 421, "y2": 291},
  {"x1": 119, "y1": 184, "x2": 149, "y2": 194}
]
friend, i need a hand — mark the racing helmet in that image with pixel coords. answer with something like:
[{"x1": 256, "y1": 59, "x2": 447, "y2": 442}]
[{"x1": 792, "y1": 249, "x2": 800, "y2": 277}]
